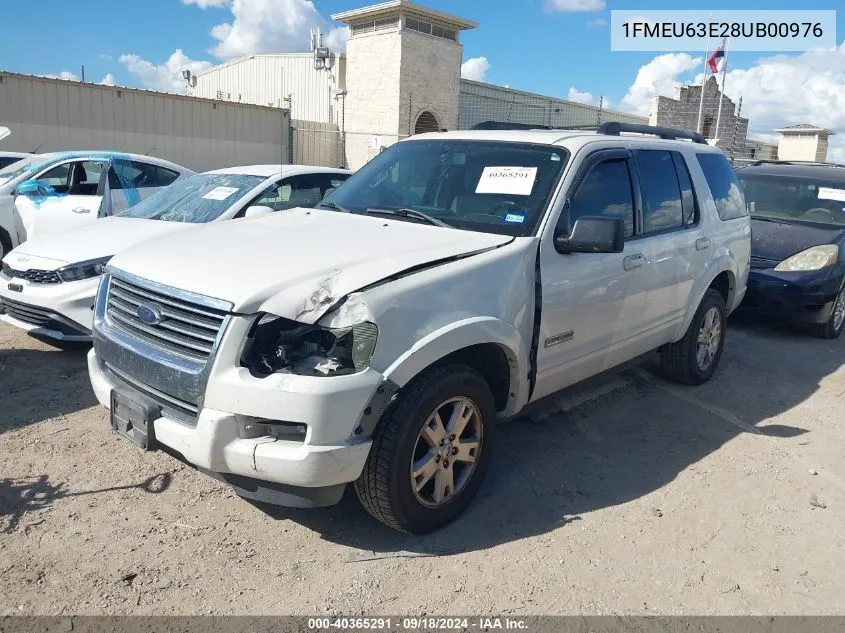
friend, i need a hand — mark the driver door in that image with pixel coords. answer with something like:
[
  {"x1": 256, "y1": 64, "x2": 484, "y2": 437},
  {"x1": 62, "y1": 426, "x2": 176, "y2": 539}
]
[{"x1": 17, "y1": 160, "x2": 107, "y2": 239}]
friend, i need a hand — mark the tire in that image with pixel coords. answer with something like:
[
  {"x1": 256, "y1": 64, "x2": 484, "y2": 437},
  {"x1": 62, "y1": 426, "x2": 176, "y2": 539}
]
[
  {"x1": 812, "y1": 285, "x2": 845, "y2": 340},
  {"x1": 661, "y1": 288, "x2": 727, "y2": 386},
  {"x1": 354, "y1": 362, "x2": 497, "y2": 534}
]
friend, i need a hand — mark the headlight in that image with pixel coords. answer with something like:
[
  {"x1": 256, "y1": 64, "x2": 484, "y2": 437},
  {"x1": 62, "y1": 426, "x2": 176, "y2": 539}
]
[
  {"x1": 56, "y1": 256, "x2": 112, "y2": 282},
  {"x1": 774, "y1": 245, "x2": 838, "y2": 272},
  {"x1": 241, "y1": 314, "x2": 378, "y2": 377}
]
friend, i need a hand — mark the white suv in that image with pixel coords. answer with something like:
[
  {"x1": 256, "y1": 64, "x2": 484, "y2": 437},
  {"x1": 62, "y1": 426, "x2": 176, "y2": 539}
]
[{"x1": 87, "y1": 123, "x2": 751, "y2": 533}]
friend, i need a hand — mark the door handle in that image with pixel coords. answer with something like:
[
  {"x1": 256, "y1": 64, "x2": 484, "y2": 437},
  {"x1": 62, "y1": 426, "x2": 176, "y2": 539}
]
[
  {"x1": 623, "y1": 253, "x2": 646, "y2": 271},
  {"x1": 71, "y1": 207, "x2": 91, "y2": 214},
  {"x1": 696, "y1": 237, "x2": 711, "y2": 251}
]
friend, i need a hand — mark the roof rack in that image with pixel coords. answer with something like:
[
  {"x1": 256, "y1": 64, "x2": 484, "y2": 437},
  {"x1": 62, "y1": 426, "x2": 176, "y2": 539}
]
[
  {"x1": 471, "y1": 120, "x2": 553, "y2": 131},
  {"x1": 469, "y1": 120, "x2": 709, "y2": 144},
  {"x1": 595, "y1": 122, "x2": 708, "y2": 144},
  {"x1": 740, "y1": 159, "x2": 845, "y2": 169}
]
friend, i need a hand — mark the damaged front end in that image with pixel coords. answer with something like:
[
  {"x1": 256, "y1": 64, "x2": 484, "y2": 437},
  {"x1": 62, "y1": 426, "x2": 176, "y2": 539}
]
[{"x1": 242, "y1": 314, "x2": 378, "y2": 377}]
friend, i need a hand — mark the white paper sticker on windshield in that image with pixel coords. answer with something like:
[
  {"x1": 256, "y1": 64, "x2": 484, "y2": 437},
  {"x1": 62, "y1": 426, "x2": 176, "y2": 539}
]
[
  {"x1": 818, "y1": 187, "x2": 845, "y2": 202},
  {"x1": 202, "y1": 186, "x2": 239, "y2": 201},
  {"x1": 475, "y1": 167, "x2": 538, "y2": 196}
]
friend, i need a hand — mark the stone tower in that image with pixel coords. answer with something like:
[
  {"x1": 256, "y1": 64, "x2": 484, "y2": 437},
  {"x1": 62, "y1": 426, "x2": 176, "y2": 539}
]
[{"x1": 332, "y1": 0, "x2": 477, "y2": 169}]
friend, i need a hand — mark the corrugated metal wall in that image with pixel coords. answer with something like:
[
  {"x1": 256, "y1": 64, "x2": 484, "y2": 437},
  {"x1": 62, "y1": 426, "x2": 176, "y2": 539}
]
[
  {"x1": 190, "y1": 54, "x2": 343, "y2": 124},
  {"x1": 458, "y1": 79, "x2": 648, "y2": 129},
  {"x1": 0, "y1": 72, "x2": 291, "y2": 172},
  {"x1": 292, "y1": 119, "x2": 344, "y2": 168}
]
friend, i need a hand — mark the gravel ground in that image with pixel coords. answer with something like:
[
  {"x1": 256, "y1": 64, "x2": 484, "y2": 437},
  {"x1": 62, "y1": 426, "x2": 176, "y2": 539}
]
[{"x1": 1, "y1": 316, "x2": 843, "y2": 615}]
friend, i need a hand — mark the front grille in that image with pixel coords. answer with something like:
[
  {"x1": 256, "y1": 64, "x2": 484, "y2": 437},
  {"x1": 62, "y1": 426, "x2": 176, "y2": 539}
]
[
  {"x1": 4, "y1": 268, "x2": 61, "y2": 284},
  {"x1": 106, "y1": 276, "x2": 228, "y2": 361},
  {"x1": 1, "y1": 297, "x2": 53, "y2": 326},
  {"x1": 0, "y1": 297, "x2": 85, "y2": 335}
]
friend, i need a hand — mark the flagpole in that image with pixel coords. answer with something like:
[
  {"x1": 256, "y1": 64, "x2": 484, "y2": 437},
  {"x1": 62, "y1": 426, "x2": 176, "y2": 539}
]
[
  {"x1": 696, "y1": 14, "x2": 712, "y2": 135},
  {"x1": 714, "y1": 38, "x2": 730, "y2": 144}
]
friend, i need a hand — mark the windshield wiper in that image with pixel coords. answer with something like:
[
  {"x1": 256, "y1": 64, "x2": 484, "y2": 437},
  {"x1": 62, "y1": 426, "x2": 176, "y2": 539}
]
[
  {"x1": 366, "y1": 207, "x2": 452, "y2": 228},
  {"x1": 316, "y1": 200, "x2": 351, "y2": 213}
]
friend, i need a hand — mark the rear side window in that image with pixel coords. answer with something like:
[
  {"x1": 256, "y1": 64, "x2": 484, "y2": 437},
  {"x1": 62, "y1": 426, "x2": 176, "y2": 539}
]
[
  {"x1": 696, "y1": 153, "x2": 747, "y2": 220},
  {"x1": 157, "y1": 166, "x2": 181, "y2": 186},
  {"x1": 567, "y1": 158, "x2": 635, "y2": 237},
  {"x1": 635, "y1": 150, "x2": 684, "y2": 233}
]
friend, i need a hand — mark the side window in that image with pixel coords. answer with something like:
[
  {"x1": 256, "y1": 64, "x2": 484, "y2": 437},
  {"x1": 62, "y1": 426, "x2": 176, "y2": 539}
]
[
  {"x1": 251, "y1": 182, "x2": 286, "y2": 212},
  {"x1": 634, "y1": 150, "x2": 684, "y2": 233},
  {"x1": 70, "y1": 161, "x2": 105, "y2": 196},
  {"x1": 565, "y1": 158, "x2": 635, "y2": 237},
  {"x1": 672, "y1": 152, "x2": 698, "y2": 226},
  {"x1": 157, "y1": 166, "x2": 180, "y2": 187},
  {"x1": 112, "y1": 161, "x2": 160, "y2": 189},
  {"x1": 280, "y1": 174, "x2": 329, "y2": 209},
  {"x1": 33, "y1": 163, "x2": 72, "y2": 190},
  {"x1": 696, "y1": 153, "x2": 747, "y2": 221}
]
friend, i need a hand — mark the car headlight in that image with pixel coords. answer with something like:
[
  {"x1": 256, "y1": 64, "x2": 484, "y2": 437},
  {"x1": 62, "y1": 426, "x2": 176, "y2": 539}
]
[
  {"x1": 56, "y1": 256, "x2": 112, "y2": 282},
  {"x1": 241, "y1": 314, "x2": 378, "y2": 377},
  {"x1": 773, "y1": 245, "x2": 838, "y2": 272}
]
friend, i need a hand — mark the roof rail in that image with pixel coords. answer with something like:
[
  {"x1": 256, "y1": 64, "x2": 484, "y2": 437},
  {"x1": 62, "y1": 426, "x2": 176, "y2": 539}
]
[
  {"x1": 596, "y1": 122, "x2": 708, "y2": 145},
  {"x1": 471, "y1": 120, "x2": 553, "y2": 131},
  {"x1": 742, "y1": 159, "x2": 845, "y2": 169}
]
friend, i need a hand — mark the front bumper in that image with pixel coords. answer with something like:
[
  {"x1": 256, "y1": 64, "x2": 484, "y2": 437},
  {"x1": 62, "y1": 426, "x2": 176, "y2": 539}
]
[
  {"x1": 743, "y1": 267, "x2": 843, "y2": 325},
  {"x1": 88, "y1": 347, "x2": 379, "y2": 506},
  {"x1": 0, "y1": 274, "x2": 98, "y2": 340}
]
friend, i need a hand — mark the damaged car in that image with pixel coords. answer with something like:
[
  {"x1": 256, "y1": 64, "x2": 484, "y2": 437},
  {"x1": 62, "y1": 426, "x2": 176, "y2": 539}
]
[
  {"x1": 0, "y1": 164, "x2": 350, "y2": 343},
  {"x1": 87, "y1": 123, "x2": 750, "y2": 533}
]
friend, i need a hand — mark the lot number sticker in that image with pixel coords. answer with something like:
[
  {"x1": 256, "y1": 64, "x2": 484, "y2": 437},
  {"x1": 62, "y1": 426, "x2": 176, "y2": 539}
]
[
  {"x1": 818, "y1": 187, "x2": 845, "y2": 202},
  {"x1": 202, "y1": 186, "x2": 240, "y2": 201},
  {"x1": 476, "y1": 166, "x2": 538, "y2": 196}
]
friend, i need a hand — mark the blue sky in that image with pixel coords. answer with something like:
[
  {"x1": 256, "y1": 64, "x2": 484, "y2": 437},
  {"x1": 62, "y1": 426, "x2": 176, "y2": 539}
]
[{"x1": 1, "y1": 0, "x2": 843, "y2": 154}]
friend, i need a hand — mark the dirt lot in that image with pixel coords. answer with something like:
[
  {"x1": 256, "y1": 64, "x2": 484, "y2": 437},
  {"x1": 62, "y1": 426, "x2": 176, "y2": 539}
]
[{"x1": 1, "y1": 316, "x2": 844, "y2": 616}]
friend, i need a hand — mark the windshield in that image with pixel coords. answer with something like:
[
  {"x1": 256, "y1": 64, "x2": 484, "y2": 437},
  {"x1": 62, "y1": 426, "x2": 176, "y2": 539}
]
[
  {"x1": 324, "y1": 140, "x2": 568, "y2": 236},
  {"x1": 117, "y1": 173, "x2": 266, "y2": 223},
  {"x1": 738, "y1": 173, "x2": 845, "y2": 228},
  {"x1": 0, "y1": 154, "x2": 53, "y2": 185}
]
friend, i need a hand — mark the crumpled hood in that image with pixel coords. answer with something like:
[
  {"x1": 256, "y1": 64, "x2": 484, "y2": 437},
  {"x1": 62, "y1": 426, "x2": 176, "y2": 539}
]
[
  {"x1": 12, "y1": 217, "x2": 194, "y2": 268},
  {"x1": 751, "y1": 218, "x2": 845, "y2": 263},
  {"x1": 109, "y1": 208, "x2": 513, "y2": 321}
]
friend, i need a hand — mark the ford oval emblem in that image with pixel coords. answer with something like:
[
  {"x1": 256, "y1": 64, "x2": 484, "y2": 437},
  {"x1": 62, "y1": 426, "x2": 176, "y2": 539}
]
[{"x1": 136, "y1": 303, "x2": 164, "y2": 325}]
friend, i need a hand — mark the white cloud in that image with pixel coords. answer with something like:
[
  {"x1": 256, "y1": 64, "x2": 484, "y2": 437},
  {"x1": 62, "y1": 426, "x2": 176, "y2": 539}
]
[
  {"x1": 118, "y1": 49, "x2": 213, "y2": 93},
  {"x1": 621, "y1": 52, "x2": 701, "y2": 115},
  {"x1": 587, "y1": 18, "x2": 607, "y2": 27},
  {"x1": 461, "y1": 57, "x2": 490, "y2": 82},
  {"x1": 828, "y1": 139, "x2": 845, "y2": 164},
  {"x1": 568, "y1": 86, "x2": 595, "y2": 104},
  {"x1": 99, "y1": 73, "x2": 116, "y2": 86},
  {"x1": 185, "y1": 0, "x2": 346, "y2": 59},
  {"x1": 546, "y1": 0, "x2": 605, "y2": 12},
  {"x1": 43, "y1": 71, "x2": 80, "y2": 81}
]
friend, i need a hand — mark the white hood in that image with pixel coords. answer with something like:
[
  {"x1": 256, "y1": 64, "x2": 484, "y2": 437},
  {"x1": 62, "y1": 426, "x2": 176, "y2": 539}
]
[
  {"x1": 11, "y1": 217, "x2": 194, "y2": 268},
  {"x1": 109, "y1": 208, "x2": 513, "y2": 322}
]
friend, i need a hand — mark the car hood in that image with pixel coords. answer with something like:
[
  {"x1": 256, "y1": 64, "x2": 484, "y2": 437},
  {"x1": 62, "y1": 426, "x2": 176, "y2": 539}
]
[
  {"x1": 751, "y1": 217, "x2": 845, "y2": 262},
  {"x1": 12, "y1": 217, "x2": 194, "y2": 268},
  {"x1": 109, "y1": 208, "x2": 513, "y2": 322}
]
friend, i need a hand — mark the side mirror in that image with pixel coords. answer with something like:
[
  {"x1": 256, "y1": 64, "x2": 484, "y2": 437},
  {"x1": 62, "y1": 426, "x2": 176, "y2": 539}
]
[
  {"x1": 16, "y1": 179, "x2": 56, "y2": 198},
  {"x1": 554, "y1": 216, "x2": 625, "y2": 254},
  {"x1": 244, "y1": 205, "x2": 275, "y2": 218},
  {"x1": 322, "y1": 187, "x2": 336, "y2": 200}
]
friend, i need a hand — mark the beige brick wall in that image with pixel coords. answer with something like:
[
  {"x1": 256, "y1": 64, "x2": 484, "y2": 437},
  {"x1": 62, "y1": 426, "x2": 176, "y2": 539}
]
[
  {"x1": 344, "y1": 30, "x2": 404, "y2": 169},
  {"x1": 343, "y1": 26, "x2": 464, "y2": 169},
  {"x1": 778, "y1": 135, "x2": 828, "y2": 162}
]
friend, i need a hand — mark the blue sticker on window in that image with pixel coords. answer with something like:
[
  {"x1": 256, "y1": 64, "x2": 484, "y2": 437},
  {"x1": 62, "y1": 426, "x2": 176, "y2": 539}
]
[{"x1": 504, "y1": 213, "x2": 526, "y2": 224}]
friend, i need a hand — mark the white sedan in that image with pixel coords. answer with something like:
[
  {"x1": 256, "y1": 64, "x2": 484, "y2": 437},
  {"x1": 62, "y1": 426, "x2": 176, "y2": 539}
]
[{"x1": 0, "y1": 164, "x2": 351, "y2": 343}]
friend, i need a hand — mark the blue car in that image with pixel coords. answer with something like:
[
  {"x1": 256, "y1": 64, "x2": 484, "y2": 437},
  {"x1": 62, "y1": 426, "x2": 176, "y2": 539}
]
[{"x1": 735, "y1": 161, "x2": 845, "y2": 338}]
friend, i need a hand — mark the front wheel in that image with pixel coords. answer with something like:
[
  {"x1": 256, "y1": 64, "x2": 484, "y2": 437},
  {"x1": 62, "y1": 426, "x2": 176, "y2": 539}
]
[
  {"x1": 812, "y1": 286, "x2": 845, "y2": 340},
  {"x1": 661, "y1": 288, "x2": 727, "y2": 385},
  {"x1": 354, "y1": 363, "x2": 496, "y2": 534}
]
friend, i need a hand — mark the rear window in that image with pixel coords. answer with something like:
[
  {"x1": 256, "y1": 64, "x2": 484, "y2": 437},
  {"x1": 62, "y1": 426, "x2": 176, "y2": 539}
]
[{"x1": 696, "y1": 153, "x2": 747, "y2": 221}]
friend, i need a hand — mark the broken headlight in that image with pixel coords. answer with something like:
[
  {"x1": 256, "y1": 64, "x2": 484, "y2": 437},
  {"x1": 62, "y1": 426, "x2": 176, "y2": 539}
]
[{"x1": 241, "y1": 314, "x2": 378, "y2": 377}]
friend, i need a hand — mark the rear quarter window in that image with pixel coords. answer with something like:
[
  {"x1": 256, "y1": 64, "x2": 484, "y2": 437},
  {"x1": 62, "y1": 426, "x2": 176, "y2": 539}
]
[{"x1": 696, "y1": 153, "x2": 747, "y2": 221}]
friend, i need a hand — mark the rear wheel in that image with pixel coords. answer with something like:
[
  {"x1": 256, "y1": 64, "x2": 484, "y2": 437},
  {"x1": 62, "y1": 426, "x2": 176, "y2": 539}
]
[
  {"x1": 0, "y1": 229, "x2": 11, "y2": 261},
  {"x1": 661, "y1": 289, "x2": 727, "y2": 385},
  {"x1": 354, "y1": 363, "x2": 496, "y2": 534},
  {"x1": 812, "y1": 285, "x2": 845, "y2": 340}
]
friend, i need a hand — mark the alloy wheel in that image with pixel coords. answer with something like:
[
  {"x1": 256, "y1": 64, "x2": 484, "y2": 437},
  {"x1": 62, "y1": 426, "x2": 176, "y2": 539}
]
[{"x1": 696, "y1": 306, "x2": 722, "y2": 371}]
